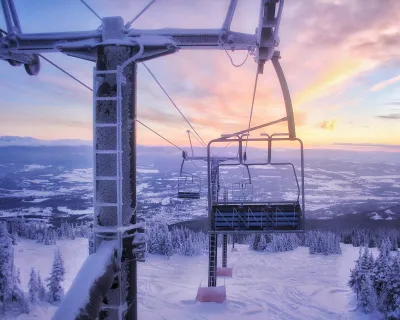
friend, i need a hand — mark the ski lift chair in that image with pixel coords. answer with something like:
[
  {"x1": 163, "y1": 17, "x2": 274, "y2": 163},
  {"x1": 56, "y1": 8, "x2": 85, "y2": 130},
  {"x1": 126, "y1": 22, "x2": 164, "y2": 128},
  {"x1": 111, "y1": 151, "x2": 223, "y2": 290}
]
[
  {"x1": 208, "y1": 133, "x2": 305, "y2": 233},
  {"x1": 177, "y1": 153, "x2": 201, "y2": 199},
  {"x1": 177, "y1": 174, "x2": 201, "y2": 199}
]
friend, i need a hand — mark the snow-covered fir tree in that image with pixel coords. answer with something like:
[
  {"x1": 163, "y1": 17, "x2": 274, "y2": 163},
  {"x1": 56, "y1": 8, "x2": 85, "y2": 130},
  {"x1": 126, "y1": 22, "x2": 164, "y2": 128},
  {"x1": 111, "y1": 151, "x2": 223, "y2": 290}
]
[
  {"x1": 171, "y1": 227, "x2": 183, "y2": 252},
  {"x1": 0, "y1": 222, "x2": 14, "y2": 312},
  {"x1": 46, "y1": 247, "x2": 65, "y2": 302},
  {"x1": 164, "y1": 232, "x2": 173, "y2": 258},
  {"x1": 385, "y1": 254, "x2": 400, "y2": 319},
  {"x1": 11, "y1": 230, "x2": 18, "y2": 245},
  {"x1": 0, "y1": 222, "x2": 30, "y2": 314},
  {"x1": 28, "y1": 268, "x2": 39, "y2": 303},
  {"x1": 256, "y1": 234, "x2": 267, "y2": 252},
  {"x1": 349, "y1": 247, "x2": 374, "y2": 298},
  {"x1": 12, "y1": 267, "x2": 29, "y2": 314},
  {"x1": 19, "y1": 293, "x2": 30, "y2": 314},
  {"x1": 358, "y1": 275, "x2": 377, "y2": 313},
  {"x1": 250, "y1": 234, "x2": 261, "y2": 251},
  {"x1": 182, "y1": 233, "x2": 196, "y2": 256},
  {"x1": 37, "y1": 271, "x2": 46, "y2": 301}
]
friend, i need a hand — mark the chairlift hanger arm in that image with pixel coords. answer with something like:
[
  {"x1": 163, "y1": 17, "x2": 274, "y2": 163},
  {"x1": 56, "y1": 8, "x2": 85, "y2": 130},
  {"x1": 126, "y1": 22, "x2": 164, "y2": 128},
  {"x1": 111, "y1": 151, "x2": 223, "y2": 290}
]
[{"x1": 212, "y1": 117, "x2": 288, "y2": 144}]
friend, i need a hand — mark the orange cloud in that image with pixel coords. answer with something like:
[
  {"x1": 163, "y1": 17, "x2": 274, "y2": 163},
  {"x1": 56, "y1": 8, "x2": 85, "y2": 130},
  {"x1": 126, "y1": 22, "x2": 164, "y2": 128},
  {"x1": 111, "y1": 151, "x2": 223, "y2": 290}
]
[
  {"x1": 294, "y1": 59, "x2": 377, "y2": 107},
  {"x1": 319, "y1": 120, "x2": 337, "y2": 131}
]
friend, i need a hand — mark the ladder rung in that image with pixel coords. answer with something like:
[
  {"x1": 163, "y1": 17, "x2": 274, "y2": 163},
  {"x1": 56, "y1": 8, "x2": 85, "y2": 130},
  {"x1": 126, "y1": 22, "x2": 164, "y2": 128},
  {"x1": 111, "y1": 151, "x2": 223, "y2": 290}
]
[
  {"x1": 263, "y1": 19, "x2": 277, "y2": 28},
  {"x1": 101, "y1": 302, "x2": 128, "y2": 311},
  {"x1": 96, "y1": 70, "x2": 118, "y2": 75},
  {"x1": 95, "y1": 97, "x2": 119, "y2": 101},
  {"x1": 95, "y1": 202, "x2": 118, "y2": 207},
  {"x1": 96, "y1": 176, "x2": 118, "y2": 181},
  {"x1": 96, "y1": 150, "x2": 119, "y2": 154},
  {"x1": 95, "y1": 123, "x2": 118, "y2": 128},
  {"x1": 94, "y1": 224, "x2": 140, "y2": 233}
]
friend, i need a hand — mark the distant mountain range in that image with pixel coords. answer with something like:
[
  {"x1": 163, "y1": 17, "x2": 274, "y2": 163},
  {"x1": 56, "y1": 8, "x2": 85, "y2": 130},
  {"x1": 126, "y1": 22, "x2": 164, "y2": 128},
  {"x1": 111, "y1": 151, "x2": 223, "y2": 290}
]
[
  {"x1": 0, "y1": 136, "x2": 92, "y2": 147},
  {"x1": 0, "y1": 141, "x2": 399, "y2": 224}
]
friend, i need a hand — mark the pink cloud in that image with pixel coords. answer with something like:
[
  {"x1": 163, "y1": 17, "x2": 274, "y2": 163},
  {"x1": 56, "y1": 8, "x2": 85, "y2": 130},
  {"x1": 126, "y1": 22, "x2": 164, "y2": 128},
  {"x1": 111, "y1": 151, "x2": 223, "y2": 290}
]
[{"x1": 370, "y1": 75, "x2": 400, "y2": 92}]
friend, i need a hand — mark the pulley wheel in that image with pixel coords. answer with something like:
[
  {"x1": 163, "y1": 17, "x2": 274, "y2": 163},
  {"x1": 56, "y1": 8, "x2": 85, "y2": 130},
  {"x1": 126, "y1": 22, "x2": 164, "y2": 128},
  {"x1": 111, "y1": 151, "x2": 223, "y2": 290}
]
[{"x1": 24, "y1": 54, "x2": 40, "y2": 76}]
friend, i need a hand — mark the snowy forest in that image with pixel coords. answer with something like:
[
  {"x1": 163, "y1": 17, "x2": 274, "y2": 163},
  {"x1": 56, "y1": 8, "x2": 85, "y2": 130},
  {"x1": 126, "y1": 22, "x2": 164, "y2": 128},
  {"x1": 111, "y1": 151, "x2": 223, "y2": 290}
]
[
  {"x1": 349, "y1": 240, "x2": 400, "y2": 318},
  {"x1": 1, "y1": 218, "x2": 400, "y2": 318}
]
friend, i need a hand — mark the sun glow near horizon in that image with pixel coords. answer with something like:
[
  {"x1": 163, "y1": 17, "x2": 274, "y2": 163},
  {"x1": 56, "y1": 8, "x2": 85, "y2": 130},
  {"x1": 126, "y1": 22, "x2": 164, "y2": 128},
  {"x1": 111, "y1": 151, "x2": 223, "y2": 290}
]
[{"x1": 0, "y1": 0, "x2": 399, "y2": 151}]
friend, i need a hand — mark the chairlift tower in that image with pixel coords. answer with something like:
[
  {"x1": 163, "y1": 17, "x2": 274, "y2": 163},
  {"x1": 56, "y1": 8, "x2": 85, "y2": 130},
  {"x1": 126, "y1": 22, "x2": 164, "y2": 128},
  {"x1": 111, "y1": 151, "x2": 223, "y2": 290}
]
[{"x1": 0, "y1": 0, "x2": 287, "y2": 318}]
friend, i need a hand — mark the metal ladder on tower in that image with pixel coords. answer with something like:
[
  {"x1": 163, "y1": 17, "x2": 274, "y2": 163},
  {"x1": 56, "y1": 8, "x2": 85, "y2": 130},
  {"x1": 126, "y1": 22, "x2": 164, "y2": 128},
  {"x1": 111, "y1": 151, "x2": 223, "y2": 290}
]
[
  {"x1": 92, "y1": 66, "x2": 146, "y2": 318},
  {"x1": 93, "y1": 67, "x2": 125, "y2": 318},
  {"x1": 208, "y1": 233, "x2": 217, "y2": 287},
  {"x1": 208, "y1": 159, "x2": 220, "y2": 287}
]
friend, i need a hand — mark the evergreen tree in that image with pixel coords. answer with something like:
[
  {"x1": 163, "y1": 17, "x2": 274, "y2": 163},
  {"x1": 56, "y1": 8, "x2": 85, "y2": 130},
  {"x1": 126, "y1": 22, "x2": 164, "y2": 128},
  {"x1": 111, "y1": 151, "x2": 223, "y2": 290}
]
[
  {"x1": 14, "y1": 267, "x2": 21, "y2": 287},
  {"x1": 342, "y1": 232, "x2": 352, "y2": 244},
  {"x1": 11, "y1": 267, "x2": 29, "y2": 314},
  {"x1": 43, "y1": 228, "x2": 50, "y2": 245},
  {"x1": 46, "y1": 247, "x2": 65, "y2": 302},
  {"x1": 256, "y1": 234, "x2": 267, "y2": 252},
  {"x1": 182, "y1": 234, "x2": 195, "y2": 256},
  {"x1": 164, "y1": 232, "x2": 173, "y2": 258},
  {"x1": 28, "y1": 268, "x2": 39, "y2": 303},
  {"x1": 0, "y1": 222, "x2": 13, "y2": 312},
  {"x1": 250, "y1": 234, "x2": 261, "y2": 251},
  {"x1": 37, "y1": 271, "x2": 46, "y2": 301},
  {"x1": 50, "y1": 229, "x2": 57, "y2": 245},
  {"x1": 386, "y1": 254, "x2": 400, "y2": 319},
  {"x1": 371, "y1": 239, "x2": 391, "y2": 302},
  {"x1": 378, "y1": 237, "x2": 391, "y2": 258},
  {"x1": 349, "y1": 247, "x2": 373, "y2": 298},
  {"x1": 358, "y1": 276, "x2": 377, "y2": 313},
  {"x1": 147, "y1": 225, "x2": 159, "y2": 254},
  {"x1": 11, "y1": 230, "x2": 18, "y2": 245},
  {"x1": 20, "y1": 293, "x2": 30, "y2": 314}
]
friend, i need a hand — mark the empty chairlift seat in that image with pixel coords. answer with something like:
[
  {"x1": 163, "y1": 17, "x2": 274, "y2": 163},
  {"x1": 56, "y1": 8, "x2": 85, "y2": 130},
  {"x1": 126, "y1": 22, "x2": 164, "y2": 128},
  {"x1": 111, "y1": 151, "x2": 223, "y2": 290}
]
[
  {"x1": 177, "y1": 176, "x2": 201, "y2": 199},
  {"x1": 212, "y1": 202, "x2": 302, "y2": 231}
]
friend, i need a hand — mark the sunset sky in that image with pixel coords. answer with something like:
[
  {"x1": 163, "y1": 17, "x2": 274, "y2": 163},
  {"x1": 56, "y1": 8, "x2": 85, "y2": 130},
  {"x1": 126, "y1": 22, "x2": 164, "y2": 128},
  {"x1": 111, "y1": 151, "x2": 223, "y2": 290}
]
[{"x1": 0, "y1": 0, "x2": 399, "y2": 151}]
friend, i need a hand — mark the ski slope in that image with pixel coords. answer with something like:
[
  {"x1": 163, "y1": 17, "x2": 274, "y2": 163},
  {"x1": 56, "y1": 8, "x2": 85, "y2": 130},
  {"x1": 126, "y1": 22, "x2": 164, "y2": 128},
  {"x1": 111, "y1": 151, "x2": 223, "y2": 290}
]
[{"x1": 10, "y1": 239, "x2": 379, "y2": 319}]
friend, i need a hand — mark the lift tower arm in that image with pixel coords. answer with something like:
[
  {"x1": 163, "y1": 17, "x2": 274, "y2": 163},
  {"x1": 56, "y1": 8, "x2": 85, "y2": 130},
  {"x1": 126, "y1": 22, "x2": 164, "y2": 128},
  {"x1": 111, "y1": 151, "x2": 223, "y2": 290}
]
[{"x1": 0, "y1": 0, "x2": 283, "y2": 70}]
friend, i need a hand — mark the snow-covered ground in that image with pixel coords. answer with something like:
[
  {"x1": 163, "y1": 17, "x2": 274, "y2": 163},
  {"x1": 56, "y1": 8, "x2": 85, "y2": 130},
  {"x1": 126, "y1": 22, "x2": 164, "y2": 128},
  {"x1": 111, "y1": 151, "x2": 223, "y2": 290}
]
[{"x1": 10, "y1": 239, "x2": 379, "y2": 320}]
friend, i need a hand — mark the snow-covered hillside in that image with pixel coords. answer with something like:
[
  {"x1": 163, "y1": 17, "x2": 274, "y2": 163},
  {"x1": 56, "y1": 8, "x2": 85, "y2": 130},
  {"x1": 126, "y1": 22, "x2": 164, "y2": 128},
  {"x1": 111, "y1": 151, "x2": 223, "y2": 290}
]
[
  {"x1": 9, "y1": 239, "x2": 379, "y2": 320},
  {"x1": 0, "y1": 136, "x2": 92, "y2": 147}
]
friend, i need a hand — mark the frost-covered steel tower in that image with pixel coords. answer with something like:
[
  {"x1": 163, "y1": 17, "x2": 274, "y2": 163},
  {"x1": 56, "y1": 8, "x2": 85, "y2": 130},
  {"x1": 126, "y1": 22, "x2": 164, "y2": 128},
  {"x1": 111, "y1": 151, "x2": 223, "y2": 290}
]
[{"x1": 0, "y1": 0, "x2": 284, "y2": 318}]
